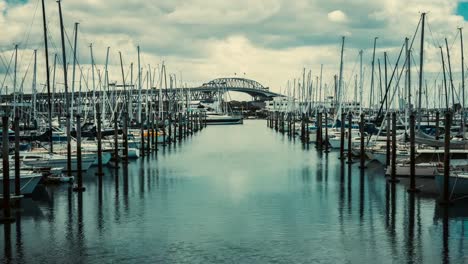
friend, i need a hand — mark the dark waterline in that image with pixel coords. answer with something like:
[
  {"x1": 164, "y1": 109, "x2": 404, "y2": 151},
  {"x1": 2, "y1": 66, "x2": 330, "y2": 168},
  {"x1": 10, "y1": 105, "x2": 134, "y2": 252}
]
[{"x1": 1, "y1": 120, "x2": 468, "y2": 263}]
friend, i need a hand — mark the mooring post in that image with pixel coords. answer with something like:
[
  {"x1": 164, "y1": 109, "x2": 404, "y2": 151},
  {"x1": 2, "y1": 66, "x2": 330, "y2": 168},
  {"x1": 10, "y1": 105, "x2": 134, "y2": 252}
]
[
  {"x1": 347, "y1": 113, "x2": 353, "y2": 164},
  {"x1": 359, "y1": 113, "x2": 366, "y2": 169},
  {"x1": 340, "y1": 113, "x2": 345, "y2": 159},
  {"x1": 1, "y1": 116, "x2": 15, "y2": 223},
  {"x1": 123, "y1": 112, "x2": 129, "y2": 163},
  {"x1": 408, "y1": 112, "x2": 419, "y2": 193},
  {"x1": 305, "y1": 114, "x2": 310, "y2": 143},
  {"x1": 292, "y1": 113, "x2": 296, "y2": 139},
  {"x1": 178, "y1": 112, "x2": 183, "y2": 141},
  {"x1": 386, "y1": 113, "x2": 391, "y2": 166},
  {"x1": 113, "y1": 114, "x2": 119, "y2": 168},
  {"x1": 389, "y1": 112, "x2": 399, "y2": 183},
  {"x1": 275, "y1": 112, "x2": 279, "y2": 132},
  {"x1": 73, "y1": 114, "x2": 85, "y2": 192},
  {"x1": 435, "y1": 111, "x2": 440, "y2": 150},
  {"x1": 155, "y1": 115, "x2": 159, "y2": 153},
  {"x1": 96, "y1": 105, "x2": 104, "y2": 176},
  {"x1": 152, "y1": 113, "x2": 156, "y2": 150},
  {"x1": 147, "y1": 114, "x2": 151, "y2": 153},
  {"x1": 317, "y1": 112, "x2": 323, "y2": 148},
  {"x1": 440, "y1": 111, "x2": 452, "y2": 205},
  {"x1": 173, "y1": 113, "x2": 177, "y2": 141},
  {"x1": 140, "y1": 112, "x2": 145, "y2": 157},
  {"x1": 14, "y1": 113, "x2": 20, "y2": 197},
  {"x1": 324, "y1": 111, "x2": 329, "y2": 152},
  {"x1": 162, "y1": 113, "x2": 167, "y2": 147}
]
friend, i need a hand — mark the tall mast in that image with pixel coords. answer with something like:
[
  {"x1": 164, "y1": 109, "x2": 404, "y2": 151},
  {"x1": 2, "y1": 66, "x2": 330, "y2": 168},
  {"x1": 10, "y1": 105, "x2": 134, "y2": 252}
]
[
  {"x1": 137, "y1": 46, "x2": 142, "y2": 124},
  {"x1": 57, "y1": 0, "x2": 72, "y2": 175},
  {"x1": 32, "y1": 50, "x2": 37, "y2": 123},
  {"x1": 41, "y1": 0, "x2": 53, "y2": 153},
  {"x1": 319, "y1": 64, "x2": 323, "y2": 109},
  {"x1": 370, "y1": 37, "x2": 377, "y2": 110},
  {"x1": 440, "y1": 47, "x2": 449, "y2": 111},
  {"x1": 71, "y1": 22, "x2": 78, "y2": 120},
  {"x1": 445, "y1": 38, "x2": 456, "y2": 110},
  {"x1": 338, "y1": 36, "x2": 345, "y2": 115},
  {"x1": 460, "y1": 27, "x2": 466, "y2": 136},
  {"x1": 90, "y1": 43, "x2": 97, "y2": 125},
  {"x1": 378, "y1": 59, "x2": 382, "y2": 106},
  {"x1": 104, "y1": 47, "x2": 110, "y2": 121},
  {"x1": 13, "y1": 44, "x2": 18, "y2": 117},
  {"x1": 417, "y1": 12, "x2": 426, "y2": 129},
  {"x1": 384, "y1": 52, "x2": 388, "y2": 110},
  {"x1": 359, "y1": 50, "x2": 363, "y2": 115}
]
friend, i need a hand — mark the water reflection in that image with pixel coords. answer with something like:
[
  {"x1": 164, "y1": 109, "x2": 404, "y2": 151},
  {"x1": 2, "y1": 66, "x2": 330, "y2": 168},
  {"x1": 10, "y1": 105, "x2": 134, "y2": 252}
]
[
  {"x1": 1, "y1": 121, "x2": 467, "y2": 263},
  {"x1": 3, "y1": 223, "x2": 12, "y2": 263}
]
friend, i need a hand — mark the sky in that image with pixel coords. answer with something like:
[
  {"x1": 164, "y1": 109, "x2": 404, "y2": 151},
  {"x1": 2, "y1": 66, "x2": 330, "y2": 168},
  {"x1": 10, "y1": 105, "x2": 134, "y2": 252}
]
[{"x1": 0, "y1": 0, "x2": 467, "y2": 106}]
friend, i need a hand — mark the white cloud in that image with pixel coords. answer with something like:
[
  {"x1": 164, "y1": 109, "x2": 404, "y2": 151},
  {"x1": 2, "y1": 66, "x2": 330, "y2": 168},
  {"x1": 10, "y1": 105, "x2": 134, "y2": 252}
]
[
  {"x1": 327, "y1": 10, "x2": 348, "y2": 23},
  {"x1": 0, "y1": 0, "x2": 466, "y2": 107}
]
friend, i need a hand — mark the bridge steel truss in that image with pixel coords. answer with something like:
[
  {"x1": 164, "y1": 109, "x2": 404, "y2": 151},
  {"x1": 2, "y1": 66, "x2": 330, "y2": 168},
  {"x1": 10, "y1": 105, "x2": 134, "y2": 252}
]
[{"x1": 2, "y1": 77, "x2": 283, "y2": 119}]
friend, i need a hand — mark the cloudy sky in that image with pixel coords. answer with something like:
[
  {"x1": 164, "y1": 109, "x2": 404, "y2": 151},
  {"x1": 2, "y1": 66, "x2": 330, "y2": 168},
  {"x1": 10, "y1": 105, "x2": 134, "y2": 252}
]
[{"x1": 0, "y1": 0, "x2": 467, "y2": 105}]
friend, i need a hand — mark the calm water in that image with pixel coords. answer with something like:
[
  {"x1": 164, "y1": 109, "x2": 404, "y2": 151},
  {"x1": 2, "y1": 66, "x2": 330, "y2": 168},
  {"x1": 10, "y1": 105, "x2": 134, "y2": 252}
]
[{"x1": 1, "y1": 120, "x2": 467, "y2": 263}]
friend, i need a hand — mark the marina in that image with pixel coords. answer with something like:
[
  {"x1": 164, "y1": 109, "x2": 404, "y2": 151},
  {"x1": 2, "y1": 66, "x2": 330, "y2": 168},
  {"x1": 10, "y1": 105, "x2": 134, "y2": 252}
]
[
  {"x1": 1, "y1": 121, "x2": 467, "y2": 263},
  {"x1": 1, "y1": 0, "x2": 468, "y2": 263}
]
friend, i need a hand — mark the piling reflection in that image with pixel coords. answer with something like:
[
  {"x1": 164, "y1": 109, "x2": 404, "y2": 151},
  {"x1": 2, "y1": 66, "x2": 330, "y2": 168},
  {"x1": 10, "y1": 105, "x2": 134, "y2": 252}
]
[
  {"x1": 347, "y1": 163, "x2": 352, "y2": 214},
  {"x1": 407, "y1": 193, "x2": 416, "y2": 263},
  {"x1": 14, "y1": 210, "x2": 23, "y2": 263},
  {"x1": 442, "y1": 206, "x2": 450, "y2": 264},
  {"x1": 359, "y1": 170, "x2": 365, "y2": 220},
  {"x1": 3, "y1": 222, "x2": 12, "y2": 263}
]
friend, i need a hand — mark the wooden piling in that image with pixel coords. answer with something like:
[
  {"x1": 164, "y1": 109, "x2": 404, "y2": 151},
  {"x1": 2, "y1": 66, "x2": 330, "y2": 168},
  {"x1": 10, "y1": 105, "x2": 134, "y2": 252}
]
[
  {"x1": 146, "y1": 114, "x2": 151, "y2": 153},
  {"x1": 388, "y1": 112, "x2": 399, "y2": 183},
  {"x1": 140, "y1": 112, "x2": 144, "y2": 157},
  {"x1": 123, "y1": 112, "x2": 129, "y2": 163},
  {"x1": 359, "y1": 113, "x2": 366, "y2": 169},
  {"x1": 408, "y1": 113, "x2": 419, "y2": 193},
  {"x1": 113, "y1": 114, "x2": 119, "y2": 168},
  {"x1": 317, "y1": 113, "x2": 323, "y2": 148},
  {"x1": 340, "y1": 113, "x2": 345, "y2": 159},
  {"x1": 1, "y1": 116, "x2": 15, "y2": 223},
  {"x1": 73, "y1": 114, "x2": 85, "y2": 192},
  {"x1": 440, "y1": 111, "x2": 452, "y2": 205},
  {"x1": 14, "y1": 114, "x2": 20, "y2": 197},
  {"x1": 386, "y1": 113, "x2": 391, "y2": 166},
  {"x1": 173, "y1": 113, "x2": 177, "y2": 141},
  {"x1": 96, "y1": 106, "x2": 104, "y2": 176},
  {"x1": 347, "y1": 113, "x2": 353, "y2": 163},
  {"x1": 162, "y1": 114, "x2": 167, "y2": 147},
  {"x1": 324, "y1": 111, "x2": 329, "y2": 151}
]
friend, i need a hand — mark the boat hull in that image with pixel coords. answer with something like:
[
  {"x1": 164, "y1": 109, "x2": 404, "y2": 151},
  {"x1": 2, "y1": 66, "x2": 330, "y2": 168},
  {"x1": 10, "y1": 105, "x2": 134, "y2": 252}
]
[{"x1": 0, "y1": 173, "x2": 42, "y2": 195}]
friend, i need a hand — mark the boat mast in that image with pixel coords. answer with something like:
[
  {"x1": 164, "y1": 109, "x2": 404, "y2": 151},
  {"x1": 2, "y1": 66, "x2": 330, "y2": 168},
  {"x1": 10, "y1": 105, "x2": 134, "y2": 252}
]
[
  {"x1": 417, "y1": 12, "x2": 425, "y2": 129},
  {"x1": 33, "y1": 49, "x2": 37, "y2": 124},
  {"x1": 90, "y1": 43, "x2": 97, "y2": 125},
  {"x1": 338, "y1": 36, "x2": 345, "y2": 116},
  {"x1": 71, "y1": 22, "x2": 78, "y2": 121},
  {"x1": 445, "y1": 38, "x2": 456, "y2": 111},
  {"x1": 40, "y1": 0, "x2": 53, "y2": 153},
  {"x1": 359, "y1": 50, "x2": 363, "y2": 115},
  {"x1": 440, "y1": 47, "x2": 449, "y2": 112},
  {"x1": 13, "y1": 44, "x2": 18, "y2": 118},
  {"x1": 406, "y1": 37, "x2": 410, "y2": 133},
  {"x1": 103, "y1": 47, "x2": 110, "y2": 122},
  {"x1": 370, "y1": 37, "x2": 377, "y2": 111},
  {"x1": 460, "y1": 27, "x2": 466, "y2": 137},
  {"x1": 137, "y1": 46, "x2": 142, "y2": 124},
  {"x1": 319, "y1": 64, "x2": 323, "y2": 110},
  {"x1": 57, "y1": 0, "x2": 72, "y2": 175}
]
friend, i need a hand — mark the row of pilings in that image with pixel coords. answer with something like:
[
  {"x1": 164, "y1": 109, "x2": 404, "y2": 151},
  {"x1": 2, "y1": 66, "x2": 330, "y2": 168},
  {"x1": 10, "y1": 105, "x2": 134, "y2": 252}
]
[
  {"x1": 267, "y1": 110, "x2": 455, "y2": 206},
  {"x1": 0, "y1": 109, "x2": 208, "y2": 224}
]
